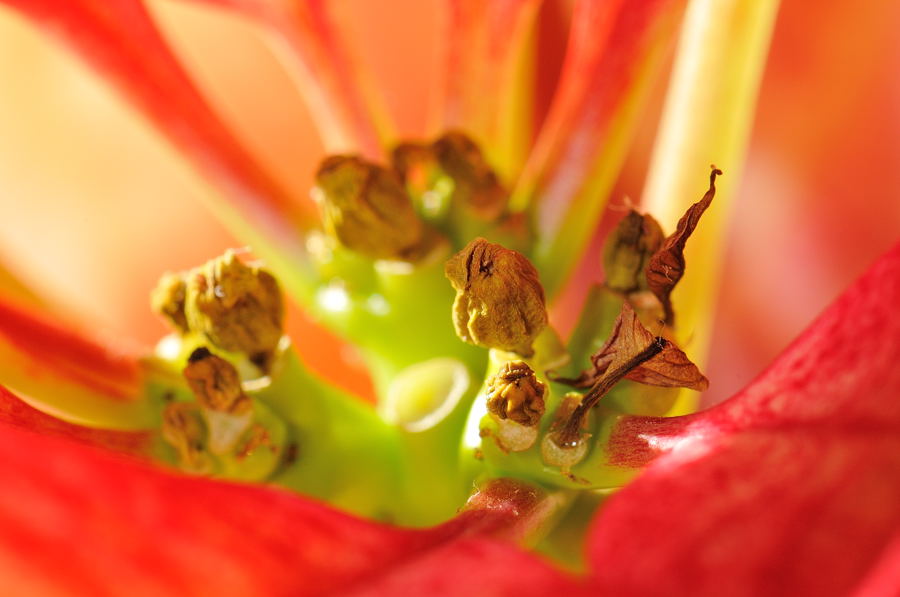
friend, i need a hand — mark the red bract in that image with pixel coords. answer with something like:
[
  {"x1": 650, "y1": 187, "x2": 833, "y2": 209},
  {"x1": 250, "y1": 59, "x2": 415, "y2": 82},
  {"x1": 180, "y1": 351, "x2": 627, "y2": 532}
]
[
  {"x1": 0, "y1": 0, "x2": 898, "y2": 595},
  {"x1": 592, "y1": 241, "x2": 900, "y2": 596}
]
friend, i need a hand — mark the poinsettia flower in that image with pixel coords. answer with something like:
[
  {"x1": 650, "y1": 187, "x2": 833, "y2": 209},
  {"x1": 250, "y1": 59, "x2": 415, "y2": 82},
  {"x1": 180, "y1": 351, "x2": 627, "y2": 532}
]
[{"x1": 0, "y1": 1, "x2": 898, "y2": 596}]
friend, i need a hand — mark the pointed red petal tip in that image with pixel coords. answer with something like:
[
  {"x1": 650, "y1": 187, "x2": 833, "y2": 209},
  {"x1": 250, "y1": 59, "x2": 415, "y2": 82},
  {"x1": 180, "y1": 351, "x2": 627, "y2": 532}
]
[
  {"x1": 0, "y1": 298, "x2": 140, "y2": 400},
  {"x1": 0, "y1": 385, "x2": 150, "y2": 457},
  {"x1": 589, "y1": 242, "x2": 900, "y2": 596},
  {"x1": 0, "y1": 427, "x2": 582, "y2": 596},
  {"x1": 0, "y1": 0, "x2": 306, "y2": 238}
]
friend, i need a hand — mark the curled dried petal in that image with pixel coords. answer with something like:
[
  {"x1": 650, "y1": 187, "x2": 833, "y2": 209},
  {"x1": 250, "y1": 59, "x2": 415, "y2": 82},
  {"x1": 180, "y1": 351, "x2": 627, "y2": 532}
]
[
  {"x1": 646, "y1": 167, "x2": 723, "y2": 324},
  {"x1": 486, "y1": 361, "x2": 546, "y2": 427},
  {"x1": 445, "y1": 238, "x2": 547, "y2": 356}
]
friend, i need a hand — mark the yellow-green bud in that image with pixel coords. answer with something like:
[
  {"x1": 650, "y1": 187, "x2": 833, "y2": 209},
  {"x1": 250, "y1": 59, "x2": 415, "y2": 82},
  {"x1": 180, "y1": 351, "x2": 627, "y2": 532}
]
[{"x1": 445, "y1": 238, "x2": 547, "y2": 356}]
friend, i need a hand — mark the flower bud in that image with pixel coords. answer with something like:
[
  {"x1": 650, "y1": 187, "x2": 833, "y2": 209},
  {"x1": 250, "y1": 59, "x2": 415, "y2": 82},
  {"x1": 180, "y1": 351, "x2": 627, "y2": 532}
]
[
  {"x1": 182, "y1": 347, "x2": 252, "y2": 416},
  {"x1": 184, "y1": 250, "x2": 284, "y2": 366},
  {"x1": 161, "y1": 401, "x2": 211, "y2": 473},
  {"x1": 432, "y1": 131, "x2": 507, "y2": 220},
  {"x1": 150, "y1": 271, "x2": 189, "y2": 333},
  {"x1": 602, "y1": 210, "x2": 665, "y2": 293},
  {"x1": 486, "y1": 361, "x2": 546, "y2": 427},
  {"x1": 313, "y1": 155, "x2": 428, "y2": 260},
  {"x1": 445, "y1": 238, "x2": 547, "y2": 356}
]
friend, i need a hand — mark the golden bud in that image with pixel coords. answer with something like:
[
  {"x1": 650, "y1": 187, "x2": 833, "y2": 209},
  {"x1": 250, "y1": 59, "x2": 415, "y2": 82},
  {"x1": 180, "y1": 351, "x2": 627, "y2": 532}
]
[
  {"x1": 313, "y1": 155, "x2": 427, "y2": 260},
  {"x1": 445, "y1": 238, "x2": 547, "y2": 356},
  {"x1": 182, "y1": 347, "x2": 252, "y2": 415},
  {"x1": 486, "y1": 361, "x2": 546, "y2": 427},
  {"x1": 602, "y1": 210, "x2": 665, "y2": 293},
  {"x1": 184, "y1": 250, "x2": 284, "y2": 365},
  {"x1": 150, "y1": 272, "x2": 189, "y2": 333}
]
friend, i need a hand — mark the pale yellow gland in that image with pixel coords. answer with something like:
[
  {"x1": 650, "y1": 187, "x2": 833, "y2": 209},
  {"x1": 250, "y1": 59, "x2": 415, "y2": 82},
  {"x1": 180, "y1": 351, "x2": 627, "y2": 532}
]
[
  {"x1": 603, "y1": 210, "x2": 665, "y2": 293},
  {"x1": 486, "y1": 361, "x2": 546, "y2": 427},
  {"x1": 182, "y1": 347, "x2": 252, "y2": 416},
  {"x1": 161, "y1": 401, "x2": 211, "y2": 473},
  {"x1": 150, "y1": 271, "x2": 189, "y2": 333},
  {"x1": 445, "y1": 238, "x2": 547, "y2": 356},
  {"x1": 183, "y1": 251, "x2": 284, "y2": 365},
  {"x1": 314, "y1": 155, "x2": 428, "y2": 260}
]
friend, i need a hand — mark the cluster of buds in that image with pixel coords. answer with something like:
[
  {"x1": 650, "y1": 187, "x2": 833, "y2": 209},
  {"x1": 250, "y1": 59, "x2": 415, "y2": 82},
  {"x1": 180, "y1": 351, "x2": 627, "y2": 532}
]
[{"x1": 152, "y1": 251, "x2": 287, "y2": 479}]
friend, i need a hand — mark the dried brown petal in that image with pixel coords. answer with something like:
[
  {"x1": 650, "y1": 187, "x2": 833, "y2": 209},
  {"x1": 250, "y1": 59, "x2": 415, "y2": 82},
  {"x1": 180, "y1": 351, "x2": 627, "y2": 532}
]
[
  {"x1": 184, "y1": 251, "x2": 284, "y2": 366},
  {"x1": 646, "y1": 166, "x2": 722, "y2": 325},
  {"x1": 182, "y1": 347, "x2": 253, "y2": 415},
  {"x1": 314, "y1": 155, "x2": 427, "y2": 260},
  {"x1": 445, "y1": 238, "x2": 547, "y2": 356},
  {"x1": 551, "y1": 302, "x2": 708, "y2": 392},
  {"x1": 603, "y1": 210, "x2": 665, "y2": 293},
  {"x1": 486, "y1": 361, "x2": 546, "y2": 427},
  {"x1": 150, "y1": 271, "x2": 189, "y2": 333}
]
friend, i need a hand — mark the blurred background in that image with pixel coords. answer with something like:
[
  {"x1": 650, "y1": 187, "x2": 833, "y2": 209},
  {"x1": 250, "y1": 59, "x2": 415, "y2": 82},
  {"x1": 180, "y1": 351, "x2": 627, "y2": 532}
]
[{"x1": 0, "y1": 0, "x2": 897, "y2": 405}]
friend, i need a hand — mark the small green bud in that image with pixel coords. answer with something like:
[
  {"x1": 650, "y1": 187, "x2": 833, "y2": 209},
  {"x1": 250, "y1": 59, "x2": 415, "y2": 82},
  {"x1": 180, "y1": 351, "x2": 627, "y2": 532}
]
[{"x1": 445, "y1": 238, "x2": 547, "y2": 356}]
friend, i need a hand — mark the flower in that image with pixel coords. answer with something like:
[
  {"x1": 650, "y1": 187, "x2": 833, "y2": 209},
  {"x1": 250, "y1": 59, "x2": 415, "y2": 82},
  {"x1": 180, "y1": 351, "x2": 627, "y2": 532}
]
[{"x1": 0, "y1": 1, "x2": 898, "y2": 596}]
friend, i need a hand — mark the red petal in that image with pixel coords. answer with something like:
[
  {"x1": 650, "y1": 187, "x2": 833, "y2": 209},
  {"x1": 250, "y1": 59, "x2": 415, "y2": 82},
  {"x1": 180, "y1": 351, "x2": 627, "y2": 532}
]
[
  {"x1": 0, "y1": 428, "x2": 579, "y2": 596},
  {"x1": 0, "y1": 298, "x2": 140, "y2": 401},
  {"x1": 0, "y1": 0, "x2": 306, "y2": 242},
  {"x1": 513, "y1": 0, "x2": 684, "y2": 293},
  {"x1": 186, "y1": 0, "x2": 389, "y2": 157},
  {"x1": 588, "y1": 241, "x2": 900, "y2": 595},
  {"x1": 433, "y1": 0, "x2": 541, "y2": 175},
  {"x1": 591, "y1": 429, "x2": 900, "y2": 596},
  {"x1": 608, "y1": 240, "x2": 900, "y2": 468},
  {"x1": 0, "y1": 384, "x2": 150, "y2": 458}
]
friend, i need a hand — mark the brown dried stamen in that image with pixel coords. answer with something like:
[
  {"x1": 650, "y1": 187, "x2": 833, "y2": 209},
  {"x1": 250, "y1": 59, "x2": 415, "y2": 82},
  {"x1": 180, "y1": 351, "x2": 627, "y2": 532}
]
[
  {"x1": 554, "y1": 337, "x2": 665, "y2": 448},
  {"x1": 161, "y1": 401, "x2": 211, "y2": 473}
]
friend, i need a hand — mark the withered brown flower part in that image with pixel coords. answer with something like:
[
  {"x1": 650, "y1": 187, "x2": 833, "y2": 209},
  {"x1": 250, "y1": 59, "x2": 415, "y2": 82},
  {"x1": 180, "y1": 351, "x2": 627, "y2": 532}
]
[
  {"x1": 150, "y1": 271, "x2": 190, "y2": 334},
  {"x1": 184, "y1": 250, "x2": 284, "y2": 367},
  {"x1": 445, "y1": 238, "x2": 547, "y2": 356},
  {"x1": 603, "y1": 209, "x2": 665, "y2": 293},
  {"x1": 161, "y1": 401, "x2": 211, "y2": 473},
  {"x1": 551, "y1": 302, "x2": 708, "y2": 392},
  {"x1": 432, "y1": 131, "x2": 508, "y2": 220},
  {"x1": 646, "y1": 166, "x2": 723, "y2": 325},
  {"x1": 392, "y1": 131, "x2": 508, "y2": 221},
  {"x1": 182, "y1": 347, "x2": 253, "y2": 416},
  {"x1": 313, "y1": 155, "x2": 428, "y2": 260},
  {"x1": 486, "y1": 361, "x2": 546, "y2": 427}
]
